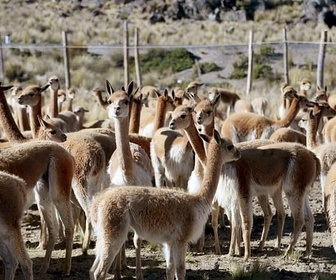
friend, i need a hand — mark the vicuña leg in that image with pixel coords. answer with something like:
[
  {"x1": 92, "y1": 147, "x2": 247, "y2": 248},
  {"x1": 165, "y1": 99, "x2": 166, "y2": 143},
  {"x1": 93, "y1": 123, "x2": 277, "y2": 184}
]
[
  {"x1": 134, "y1": 232, "x2": 143, "y2": 280},
  {"x1": 284, "y1": 194, "x2": 305, "y2": 257},
  {"x1": 257, "y1": 194, "x2": 273, "y2": 251},
  {"x1": 239, "y1": 196, "x2": 253, "y2": 261}
]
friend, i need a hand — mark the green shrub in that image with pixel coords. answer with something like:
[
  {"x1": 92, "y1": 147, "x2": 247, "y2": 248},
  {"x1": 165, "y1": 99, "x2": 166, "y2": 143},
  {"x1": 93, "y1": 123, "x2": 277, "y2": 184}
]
[
  {"x1": 192, "y1": 62, "x2": 219, "y2": 79},
  {"x1": 129, "y1": 48, "x2": 197, "y2": 75},
  {"x1": 252, "y1": 45, "x2": 277, "y2": 80},
  {"x1": 254, "y1": 45, "x2": 275, "y2": 64},
  {"x1": 230, "y1": 55, "x2": 248, "y2": 79},
  {"x1": 253, "y1": 64, "x2": 273, "y2": 79},
  {"x1": 230, "y1": 47, "x2": 277, "y2": 80},
  {"x1": 258, "y1": 45, "x2": 275, "y2": 56},
  {"x1": 198, "y1": 62, "x2": 221, "y2": 74}
]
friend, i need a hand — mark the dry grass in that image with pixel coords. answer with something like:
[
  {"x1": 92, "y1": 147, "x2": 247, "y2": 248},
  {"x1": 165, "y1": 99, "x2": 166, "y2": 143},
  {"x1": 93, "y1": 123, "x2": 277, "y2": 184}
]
[{"x1": 230, "y1": 260, "x2": 270, "y2": 280}]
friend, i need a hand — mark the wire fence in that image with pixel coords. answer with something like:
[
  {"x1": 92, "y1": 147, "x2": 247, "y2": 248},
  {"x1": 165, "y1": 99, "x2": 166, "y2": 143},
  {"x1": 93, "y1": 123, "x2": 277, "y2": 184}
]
[{"x1": 0, "y1": 28, "x2": 335, "y2": 95}]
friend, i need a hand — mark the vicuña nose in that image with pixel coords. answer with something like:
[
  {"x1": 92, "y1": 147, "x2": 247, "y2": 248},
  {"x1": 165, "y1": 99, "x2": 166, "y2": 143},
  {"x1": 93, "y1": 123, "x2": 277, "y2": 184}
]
[{"x1": 169, "y1": 121, "x2": 175, "y2": 129}]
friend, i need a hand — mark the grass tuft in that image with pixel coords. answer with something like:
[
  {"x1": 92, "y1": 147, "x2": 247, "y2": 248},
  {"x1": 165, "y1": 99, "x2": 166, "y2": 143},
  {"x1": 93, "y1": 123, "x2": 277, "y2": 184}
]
[{"x1": 230, "y1": 259, "x2": 270, "y2": 280}]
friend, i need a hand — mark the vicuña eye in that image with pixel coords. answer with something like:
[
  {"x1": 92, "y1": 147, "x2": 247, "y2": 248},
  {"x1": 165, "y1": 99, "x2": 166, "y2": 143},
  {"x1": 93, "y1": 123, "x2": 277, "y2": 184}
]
[{"x1": 227, "y1": 145, "x2": 234, "y2": 151}]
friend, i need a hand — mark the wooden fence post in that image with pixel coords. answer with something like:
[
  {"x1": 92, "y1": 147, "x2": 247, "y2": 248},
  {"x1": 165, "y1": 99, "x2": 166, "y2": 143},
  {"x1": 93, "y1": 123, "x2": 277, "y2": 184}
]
[
  {"x1": 124, "y1": 20, "x2": 130, "y2": 87},
  {"x1": 283, "y1": 28, "x2": 289, "y2": 85},
  {"x1": 62, "y1": 31, "x2": 71, "y2": 90},
  {"x1": 246, "y1": 30, "x2": 254, "y2": 96},
  {"x1": 134, "y1": 27, "x2": 142, "y2": 89},
  {"x1": 0, "y1": 33, "x2": 5, "y2": 80},
  {"x1": 317, "y1": 30, "x2": 328, "y2": 89}
]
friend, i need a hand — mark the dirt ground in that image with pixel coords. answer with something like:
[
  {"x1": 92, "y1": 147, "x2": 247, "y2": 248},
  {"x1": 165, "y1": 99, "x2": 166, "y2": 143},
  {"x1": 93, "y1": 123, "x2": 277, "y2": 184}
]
[{"x1": 3, "y1": 179, "x2": 336, "y2": 280}]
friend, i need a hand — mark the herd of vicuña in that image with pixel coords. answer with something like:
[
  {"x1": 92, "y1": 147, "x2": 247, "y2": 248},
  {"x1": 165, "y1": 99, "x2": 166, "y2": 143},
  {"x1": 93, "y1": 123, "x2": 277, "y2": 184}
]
[{"x1": 1, "y1": 77, "x2": 336, "y2": 280}]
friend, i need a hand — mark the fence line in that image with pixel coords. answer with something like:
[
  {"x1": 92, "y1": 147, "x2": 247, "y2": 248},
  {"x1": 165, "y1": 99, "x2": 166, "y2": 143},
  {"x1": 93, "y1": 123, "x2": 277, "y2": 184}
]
[
  {"x1": 283, "y1": 28, "x2": 289, "y2": 85},
  {"x1": 0, "y1": 26, "x2": 332, "y2": 96},
  {"x1": 0, "y1": 34, "x2": 4, "y2": 80},
  {"x1": 1, "y1": 40, "x2": 336, "y2": 50}
]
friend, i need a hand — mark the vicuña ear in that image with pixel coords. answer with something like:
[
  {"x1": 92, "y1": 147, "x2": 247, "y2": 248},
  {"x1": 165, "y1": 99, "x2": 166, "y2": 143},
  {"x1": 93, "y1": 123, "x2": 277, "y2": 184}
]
[
  {"x1": 163, "y1": 88, "x2": 169, "y2": 98},
  {"x1": 211, "y1": 93, "x2": 221, "y2": 107},
  {"x1": 190, "y1": 91, "x2": 201, "y2": 103},
  {"x1": 154, "y1": 89, "x2": 161, "y2": 98},
  {"x1": 200, "y1": 133, "x2": 211, "y2": 143},
  {"x1": 213, "y1": 129, "x2": 221, "y2": 144},
  {"x1": 292, "y1": 91, "x2": 299, "y2": 99},
  {"x1": 126, "y1": 81, "x2": 134, "y2": 97},
  {"x1": 0, "y1": 84, "x2": 13, "y2": 91},
  {"x1": 105, "y1": 80, "x2": 114, "y2": 96},
  {"x1": 171, "y1": 89, "x2": 175, "y2": 100},
  {"x1": 40, "y1": 83, "x2": 50, "y2": 93}
]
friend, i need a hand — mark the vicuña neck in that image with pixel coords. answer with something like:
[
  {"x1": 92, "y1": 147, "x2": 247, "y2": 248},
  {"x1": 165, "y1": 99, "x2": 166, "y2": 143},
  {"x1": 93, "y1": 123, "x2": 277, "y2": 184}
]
[
  {"x1": 184, "y1": 115, "x2": 207, "y2": 167},
  {"x1": 276, "y1": 97, "x2": 300, "y2": 127},
  {"x1": 196, "y1": 140, "x2": 222, "y2": 206},
  {"x1": 153, "y1": 97, "x2": 171, "y2": 132},
  {"x1": 129, "y1": 99, "x2": 142, "y2": 134},
  {"x1": 0, "y1": 90, "x2": 25, "y2": 142},
  {"x1": 114, "y1": 116, "x2": 132, "y2": 174},
  {"x1": 306, "y1": 115, "x2": 320, "y2": 150},
  {"x1": 49, "y1": 88, "x2": 59, "y2": 118}
]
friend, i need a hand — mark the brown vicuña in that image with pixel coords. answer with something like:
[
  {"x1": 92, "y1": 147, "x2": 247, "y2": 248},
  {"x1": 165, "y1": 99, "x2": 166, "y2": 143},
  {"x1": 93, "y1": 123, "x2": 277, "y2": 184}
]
[
  {"x1": 0, "y1": 83, "x2": 75, "y2": 274},
  {"x1": 269, "y1": 127, "x2": 306, "y2": 145},
  {"x1": 169, "y1": 96, "x2": 224, "y2": 253},
  {"x1": 251, "y1": 96, "x2": 268, "y2": 116},
  {"x1": 220, "y1": 86, "x2": 310, "y2": 143},
  {"x1": 219, "y1": 141, "x2": 320, "y2": 260},
  {"x1": 17, "y1": 83, "x2": 111, "y2": 255},
  {"x1": 17, "y1": 84, "x2": 67, "y2": 142},
  {"x1": 0, "y1": 171, "x2": 33, "y2": 280},
  {"x1": 0, "y1": 140, "x2": 75, "y2": 275},
  {"x1": 324, "y1": 161, "x2": 336, "y2": 254},
  {"x1": 105, "y1": 79, "x2": 154, "y2": 279},
  {"x1": 89, "y1": 130, "x2": 241, "y2": 280},
  {"x1": 192, "y1": 93, "x2": 280, "y2": 256},
  {"x1": 298, "y1": 102, "x2": 336, "y2": 206},
  {"x1": 47, "y1": 75, "x2": 79, "y2": 132},
  {"x1": 139, "y1": 88, "x2": 176, "y2": 137}
]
